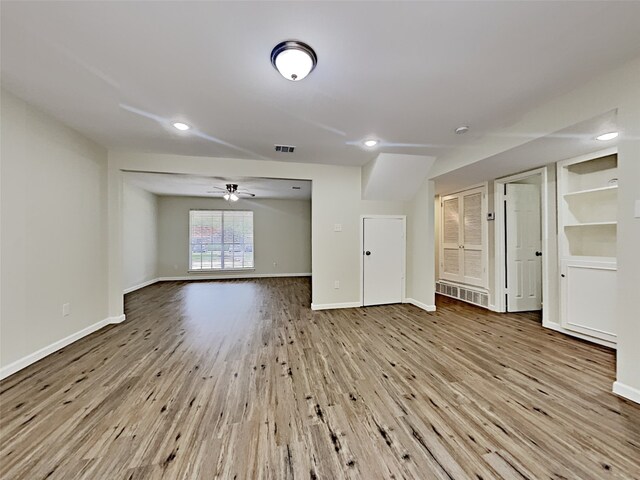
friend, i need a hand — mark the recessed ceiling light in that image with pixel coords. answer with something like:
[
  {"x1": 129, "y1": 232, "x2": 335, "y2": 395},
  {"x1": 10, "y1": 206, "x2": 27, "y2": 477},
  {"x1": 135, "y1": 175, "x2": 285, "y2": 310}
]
[
  {"x1": 172, "y1": 122, "x2": 190, "y2": 131},
  {"x1": 455, "y1": 126, "x2": 470, "y2": 135},
  {"x1": 596, "y1": 131, "x2": 618, "y2": 141},
  {"x1": 363, "y1": 139, "x2": 379, "y2": 148},
  {"x1": 271, "y1": 40, "x2": 317, "y2": 81}
]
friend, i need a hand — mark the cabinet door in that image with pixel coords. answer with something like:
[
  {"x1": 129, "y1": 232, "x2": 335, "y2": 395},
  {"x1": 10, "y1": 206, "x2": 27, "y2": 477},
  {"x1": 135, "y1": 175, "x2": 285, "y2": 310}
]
[
  {"x1": 461, "y1": 189, "x2": 485, "y2": 287},
  {"x1": 441, "y1": 194, "x2": 462, "y2": 283},
  {"x1": 560, "y1": 259, "x2": 617, "y2": 343}
]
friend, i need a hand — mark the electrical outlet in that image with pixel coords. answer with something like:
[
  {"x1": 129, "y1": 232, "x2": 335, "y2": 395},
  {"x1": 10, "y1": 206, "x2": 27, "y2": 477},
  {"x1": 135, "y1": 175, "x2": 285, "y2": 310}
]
[
  {"x1": 334, "y1": 280, "x2": 340, "y2": 289},
  {"x1": 334, "y1": 224, "x2": 342, "y2": 232},
  {"x1": 62, "y1": 303, "x2": 71, "y2": 316},
  {"x1": 273, "y1": 261, "x2": 277, "y2": 267}
]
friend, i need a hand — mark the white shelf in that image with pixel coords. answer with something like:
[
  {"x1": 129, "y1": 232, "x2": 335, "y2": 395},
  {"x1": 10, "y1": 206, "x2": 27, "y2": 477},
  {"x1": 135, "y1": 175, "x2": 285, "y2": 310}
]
[
  {"x1": 557, "y1": 149, "x2": 618, "y2": 346},
  {"x1": 563, "y1": 185, "x2": 618, "y2": 198},
  {"x1": 564, "y1": 221, "x2": 617, "y2": 228}
]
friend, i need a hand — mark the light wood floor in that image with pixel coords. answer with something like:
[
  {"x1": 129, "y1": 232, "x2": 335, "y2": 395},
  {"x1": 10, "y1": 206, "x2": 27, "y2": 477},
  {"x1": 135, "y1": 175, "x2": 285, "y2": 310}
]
[{"x1": 1, "y1": 278, "x2": 639, "y2": 479}]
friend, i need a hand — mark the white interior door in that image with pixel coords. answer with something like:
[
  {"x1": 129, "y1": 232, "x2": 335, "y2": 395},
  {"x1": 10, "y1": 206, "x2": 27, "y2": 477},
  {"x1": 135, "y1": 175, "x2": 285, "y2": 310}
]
[
  {"x1": 363, "y1": 217, "x2": 404, "y2": 306},
  {"x1": 506, "y1": 183, "x2": 542, "y2": 312}
]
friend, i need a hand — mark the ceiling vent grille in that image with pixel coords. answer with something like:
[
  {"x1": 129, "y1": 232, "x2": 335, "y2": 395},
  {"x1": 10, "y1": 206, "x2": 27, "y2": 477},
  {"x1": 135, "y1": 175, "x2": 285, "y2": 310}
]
[{"x1": 275, "y1": 145, "x2": 295, "y2": 153}]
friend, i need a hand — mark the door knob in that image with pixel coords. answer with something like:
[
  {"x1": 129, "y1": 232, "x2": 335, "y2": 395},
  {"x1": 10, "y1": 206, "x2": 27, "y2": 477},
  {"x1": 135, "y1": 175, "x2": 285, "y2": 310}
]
[
  {"x1": 535, "y1": 251, "x2": 542, "y2": 256},
  {"x1": 365, "y1": 251, "x2": 371, "y2": 256}
]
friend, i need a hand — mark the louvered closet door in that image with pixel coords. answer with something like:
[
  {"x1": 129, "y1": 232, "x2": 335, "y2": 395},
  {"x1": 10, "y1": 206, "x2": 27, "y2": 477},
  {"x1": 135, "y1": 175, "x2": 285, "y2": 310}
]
[
  {"x1": 441, "y1": 195, "x2": 462, "y2": 283},
  {"x1": 461, "y1": 190, "x2": 484, "y2": 286}
]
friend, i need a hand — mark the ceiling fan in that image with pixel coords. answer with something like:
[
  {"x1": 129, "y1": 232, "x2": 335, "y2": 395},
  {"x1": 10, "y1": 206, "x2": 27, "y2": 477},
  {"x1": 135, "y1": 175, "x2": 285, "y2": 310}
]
[{"x1": 207, "y1": 183, "x2": 255, "y2": 202}]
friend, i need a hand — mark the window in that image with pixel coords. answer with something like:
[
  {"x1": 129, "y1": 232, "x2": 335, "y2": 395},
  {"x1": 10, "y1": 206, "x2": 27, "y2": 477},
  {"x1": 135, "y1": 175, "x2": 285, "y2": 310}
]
[{"x1": 189, "y1": 210, "x2": 254, "y2": 270}]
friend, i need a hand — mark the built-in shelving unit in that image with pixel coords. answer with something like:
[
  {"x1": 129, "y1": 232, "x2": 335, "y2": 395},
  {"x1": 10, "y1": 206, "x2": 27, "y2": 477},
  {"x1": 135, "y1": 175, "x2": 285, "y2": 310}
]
[{"x1": 557, "y1": 148, "x2": 617, "y2": 347}]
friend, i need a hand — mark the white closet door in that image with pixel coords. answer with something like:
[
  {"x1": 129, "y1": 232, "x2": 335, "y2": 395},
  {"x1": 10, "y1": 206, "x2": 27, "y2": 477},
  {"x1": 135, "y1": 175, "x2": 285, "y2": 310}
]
[
  {"x1": 363, "y1": 218, "x2": 404, "y2": 306},
  {"x1": 462, "y1": 190, "x2": 484, "y2": 286},
  {"x1": 441, "y1": 195, "x2": 462, "y2": 283}
]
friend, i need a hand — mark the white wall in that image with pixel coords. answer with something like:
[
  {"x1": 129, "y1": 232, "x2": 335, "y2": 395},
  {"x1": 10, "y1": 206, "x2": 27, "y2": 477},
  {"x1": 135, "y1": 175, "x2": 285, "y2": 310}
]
[
  {"x1": 615, "y1": 92, "x2": 640, "y2": 403},
  {"x1": 157, "y1": 196, "x2": 311, "y2": 278},
  {"x1": 429, "y1": 57, "x2": 640, "y2": 402},
  {"x1": 1, "y1": 89, "x2": 109, "y2": 371},
  {"x1": 406, "y1": 179, "x2": 436, "y2": 308},
  {"x1": 107, "y1": 152, "x2": 412, "y2": 311},
  {"x1": 123, "y1": 182, "x2": 158, "y2": 291}
]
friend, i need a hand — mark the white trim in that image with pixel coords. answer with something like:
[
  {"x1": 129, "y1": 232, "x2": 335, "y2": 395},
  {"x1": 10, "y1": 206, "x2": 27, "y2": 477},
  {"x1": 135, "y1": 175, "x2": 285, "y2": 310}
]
[
  {"x1": 359, "y1": 215, "x2": 407, "y2": 307},
  {"x1": 188, "y1": 268, "x2": 255, "y2": 273},
  {"x1": 159, "y1": 272, "x2": 311, "y2": 281},
  {"x1": 311, "y1": 302, "x2": 361, "y2": 311},
  {"x1": 0, "y1": 314, "x2": 126, "y2": 380},
  {"x1": 488, "y1": 303, "x2": 499, "y2": 312},
  {"x1": 494, "y1": 167, "x2": 550, "y2": 323},
  {"x1": 109, "y1": 314, "x2": 127, "y2": 324},
  {"x1": 613, "y1": 381, "x2": 640, "y2": 405},
  {"x1": 123, "y1": 277, "x2": 160, "y2": 294},
  {"x1": 404, "y1": 298, "x2": 436, "y2": 312},
  {"x1": 543, "y1": 321, "x2": 616, "y2": 349}
]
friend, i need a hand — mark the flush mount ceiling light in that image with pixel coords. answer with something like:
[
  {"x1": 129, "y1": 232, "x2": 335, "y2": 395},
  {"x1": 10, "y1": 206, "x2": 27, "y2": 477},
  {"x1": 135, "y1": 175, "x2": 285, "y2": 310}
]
[
  {"x1": 596, "y1": 131, "x2": 619, "y2": 141},
  {"x1": 271, "y1": 40, "x2": 317, "y2": 81},
  {"x1": 172, "y1": 122, "x2": 190, "y2": 131},
  {"x1": 363, "y1": 139, "x2": 379, "y2": 148},
  {"x1": 455, "y1": 126, "x2": 470, "y2": 134}
]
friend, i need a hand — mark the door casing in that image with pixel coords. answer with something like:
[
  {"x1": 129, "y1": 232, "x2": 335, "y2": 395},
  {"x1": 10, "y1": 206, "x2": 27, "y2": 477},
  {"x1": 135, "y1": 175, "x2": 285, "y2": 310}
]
[{"x1": 494, "y1": 167, "x2": 553, "y2": 325}]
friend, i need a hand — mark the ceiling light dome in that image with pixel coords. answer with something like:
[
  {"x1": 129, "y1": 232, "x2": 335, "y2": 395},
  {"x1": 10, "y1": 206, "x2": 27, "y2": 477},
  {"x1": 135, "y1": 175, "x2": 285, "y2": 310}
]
[
  {"x1": 596, "y1": 132, "x2": 618, "y2": 141},
  {"x1": 172, "y1": 122, "x2": 190, "y2": 131},
  {"x1": 271, "y1": 40, "x2": 317, "y2": 81}
]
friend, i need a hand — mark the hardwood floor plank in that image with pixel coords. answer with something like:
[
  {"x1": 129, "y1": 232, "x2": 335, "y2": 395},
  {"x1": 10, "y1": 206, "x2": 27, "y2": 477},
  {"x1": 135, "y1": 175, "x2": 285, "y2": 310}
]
[{"x1": 1, "y1": 278, "x2": 639, "y2": 479}]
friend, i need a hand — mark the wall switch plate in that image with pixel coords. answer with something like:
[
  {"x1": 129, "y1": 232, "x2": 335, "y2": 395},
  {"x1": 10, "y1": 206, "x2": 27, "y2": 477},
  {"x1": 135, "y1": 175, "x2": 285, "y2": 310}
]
[
  {"x1": 334, "y1": 224, "x2": 342, "y2": 232},
  {"x1": 635, "y1": 199, "x2": 640, "y2": 218},
  {"x1": 334, "y1": 280, "x2": 340, "y2": 289},
  {"x1": 487, "y1": 212, "x2": 495, "y2": 221},
  {"x1": 62, "y1": 303, "x2": 70, "y2": 316}
]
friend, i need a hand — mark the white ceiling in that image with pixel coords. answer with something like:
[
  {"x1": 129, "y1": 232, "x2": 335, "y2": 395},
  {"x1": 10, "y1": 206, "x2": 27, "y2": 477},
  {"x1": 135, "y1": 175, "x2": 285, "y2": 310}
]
[
  {"x1": 2, "y1": 2, "x2": 640, "y2": 167},
  {"x1": 123, "y1": 172, "x2": 311, "y2": 200},
  {"x1": 433, "y1": 110, "x2": 618, "y2": 194}
]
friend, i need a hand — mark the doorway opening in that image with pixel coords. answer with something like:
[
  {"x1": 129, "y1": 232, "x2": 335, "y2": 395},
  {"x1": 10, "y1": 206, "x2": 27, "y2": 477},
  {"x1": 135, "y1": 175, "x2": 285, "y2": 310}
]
[{"x1": 494, "y1": 167, "x2": 551, "y2": 322}]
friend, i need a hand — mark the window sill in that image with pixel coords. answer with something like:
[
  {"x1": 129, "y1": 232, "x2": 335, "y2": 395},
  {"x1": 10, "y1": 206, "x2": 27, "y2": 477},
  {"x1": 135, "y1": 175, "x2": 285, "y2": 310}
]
[{"x1": 188, "y1": 269, "x2": 256, "y2": 273}]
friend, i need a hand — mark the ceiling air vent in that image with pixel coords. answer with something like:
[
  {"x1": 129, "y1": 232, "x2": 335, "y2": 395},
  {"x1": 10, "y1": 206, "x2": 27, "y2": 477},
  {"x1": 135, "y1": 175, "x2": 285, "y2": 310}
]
[{"x1": 275, "y1": 144, "x2": 295, "y2": 153}]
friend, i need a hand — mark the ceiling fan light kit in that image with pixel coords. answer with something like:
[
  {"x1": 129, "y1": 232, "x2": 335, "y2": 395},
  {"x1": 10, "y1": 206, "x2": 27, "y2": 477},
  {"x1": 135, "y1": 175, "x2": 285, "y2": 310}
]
[{"x1": 210, "y1": 183, "x2": 256, "y2": 202}]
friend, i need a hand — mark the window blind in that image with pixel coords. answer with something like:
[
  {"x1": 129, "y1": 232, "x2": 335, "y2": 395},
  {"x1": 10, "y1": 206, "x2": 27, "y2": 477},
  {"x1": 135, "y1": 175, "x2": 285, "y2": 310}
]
[{"x1": 189, "y1": 210, "x2": 254, "y2": 270}]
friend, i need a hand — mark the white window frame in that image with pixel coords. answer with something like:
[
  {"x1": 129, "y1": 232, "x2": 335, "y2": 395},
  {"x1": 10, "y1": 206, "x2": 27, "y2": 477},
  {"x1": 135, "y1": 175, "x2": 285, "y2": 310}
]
[{"x1": 188, "y1": 209, "x2": 255, "y2": 272}]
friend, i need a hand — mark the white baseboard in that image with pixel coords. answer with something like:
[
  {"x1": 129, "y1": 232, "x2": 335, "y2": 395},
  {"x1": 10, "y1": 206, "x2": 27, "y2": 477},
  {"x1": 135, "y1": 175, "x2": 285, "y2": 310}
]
[
  {"x1": 404, "y1": 298, "x2": 436, "y2": 312},
  {"x1": 311, "y1": 301, "x2": 361, "y2": 311},
  {"x1": 123, "y1": 277, "x2": 160, "y2": 294},
  {"x1": 543, "y1": 322, "x2": 616, "y2": 350},
  {"x1": 158, "y1": 273, "x2": 311, "y2": 281},
  {"x1": 109, "y1": 314, "x2": 127, "y2": 324},
  {"x1": 0, "y1": 314, "x2": 126, "y2": 380},
  {"x1": 613, "y1": 381, "x2": 640, "y2": 405}
]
